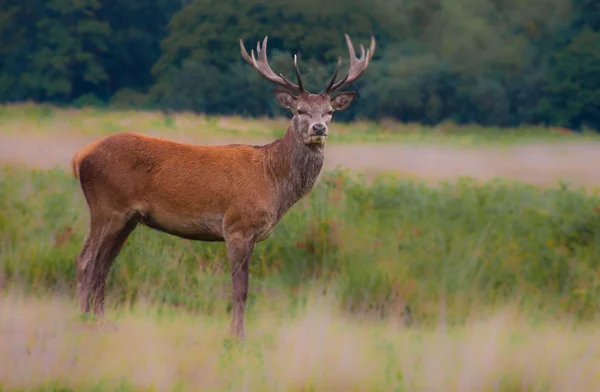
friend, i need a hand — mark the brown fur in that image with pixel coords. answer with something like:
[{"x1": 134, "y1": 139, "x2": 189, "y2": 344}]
[
  {"x1": 71, "y1": 95, "x2": 350, "y2": 338},
  {"x1": 73, "y1": 36, "x2": 374, "y2": 339}
]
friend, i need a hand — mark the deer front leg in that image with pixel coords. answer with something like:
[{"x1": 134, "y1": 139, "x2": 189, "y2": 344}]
[{"x1": 225, "y1": 233, "x2": 255, "y2": 339}]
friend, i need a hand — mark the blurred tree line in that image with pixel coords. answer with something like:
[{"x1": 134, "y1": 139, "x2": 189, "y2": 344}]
[{"x1": 0, "y1": 0, "x2": 598, "y2": 129}]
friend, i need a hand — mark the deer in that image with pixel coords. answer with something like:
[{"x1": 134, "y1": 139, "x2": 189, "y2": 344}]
[{"x1": 70, "y1": 33, "x2": 375, "y2": 339}]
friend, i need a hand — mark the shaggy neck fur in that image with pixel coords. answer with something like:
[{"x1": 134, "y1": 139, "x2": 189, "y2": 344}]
[{"x1": 263, "y1": 121, "x2": 325, "y2": 219}]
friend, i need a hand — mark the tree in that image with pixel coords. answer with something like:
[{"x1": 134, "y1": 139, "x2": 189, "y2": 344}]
[
  {"x1": 151, "y1": 0, "x2": 400, "y2": 91},
  {"x1": 537, "y1": 27, "x2": 600, "y2": 129},
  {"x1": 18, "y1": 0, "x2": 110, "y2": 102},
  {"x1": 97, "y1": 0, "x2": 180, "y2": 96},
  {"x1": 0, "y1": 0, "x2": 44, "y2": 101},
  {"x1": 0, "y1": 0, "x2": 598, "y2": 130}
]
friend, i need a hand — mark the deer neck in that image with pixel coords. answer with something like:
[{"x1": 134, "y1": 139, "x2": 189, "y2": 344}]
[{"x1": 264, "y1": 124, "x2": 325, "y2": 218}]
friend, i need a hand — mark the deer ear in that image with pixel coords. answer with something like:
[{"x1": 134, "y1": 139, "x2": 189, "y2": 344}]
[
  {"x1": 275, "y1": 89, "x2": 298, "y2": 110},
  {"x1": 331, "y1": 92, "x2": 356, "y2": 111}
]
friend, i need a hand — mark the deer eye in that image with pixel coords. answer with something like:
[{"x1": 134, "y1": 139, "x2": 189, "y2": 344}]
[{"x1": 326, "y1": 111, "x2": 334, "y2": 116}]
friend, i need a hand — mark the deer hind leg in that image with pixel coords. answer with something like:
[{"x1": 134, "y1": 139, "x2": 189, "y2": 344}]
[
  {"x1": 76, "y1": 212, "x2": 137, "y2": 316},
  {"x1": 225, "y1": 233, "x2": 255, "y2": 339},
  {"x1": 76, "y1": 232, "x2": 94, "y2": 314}
]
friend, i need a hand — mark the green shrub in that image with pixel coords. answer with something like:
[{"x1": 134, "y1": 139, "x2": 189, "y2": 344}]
[{"x1": 109, "y1": 88, "x2": 151, "y2": 109}]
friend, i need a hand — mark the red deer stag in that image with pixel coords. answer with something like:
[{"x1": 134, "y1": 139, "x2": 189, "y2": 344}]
[{"x1": 71, "y1": 34, "x2": 375, "y2": 338}]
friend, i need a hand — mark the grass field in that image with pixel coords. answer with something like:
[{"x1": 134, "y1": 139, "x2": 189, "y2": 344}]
[
  {"x1": 1, "y1": 102, "x2": 599, "y2": 146},
  {"x1": 2, "y1": 102, "x2": 600, "y2": 188},
  {"x1": 1, "y1": 104, "x2": 600, "y2": 391}
]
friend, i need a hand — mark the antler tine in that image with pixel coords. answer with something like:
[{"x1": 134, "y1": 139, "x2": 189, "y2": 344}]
[
  {"x1": 292, "y1": 54, "x2": 305, "y2": 93},
  {"x1": 239, "y1": 36, "x2": 305, "y2": 94},
  {"x1": 239, "y1": 38, "x2": 256, "y2": 65},
  {"x1": 326, "y1": 34, "x2": 376, "y2": 94},
  {"x1": 278, "y1": 54, "x2": 305, "y2": 92},
  {"x1": 322, "y1": 57, "x2": 342, "y2": 93}
]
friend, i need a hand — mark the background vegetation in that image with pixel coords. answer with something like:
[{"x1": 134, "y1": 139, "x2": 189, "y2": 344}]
[{"x1": 1, "y1": 0, "x2": 599, "y2": 130}]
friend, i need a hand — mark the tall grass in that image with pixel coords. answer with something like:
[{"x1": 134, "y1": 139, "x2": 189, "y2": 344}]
[
  {"x1": 3, "y1": 164, "x2": 600, "y2": 391},
  {"x1": 2, "y1": 165, "x2": 600, "y2": 325},
  {"x1": 3, "y1": 293, "x2": 600, "y2": 392}
]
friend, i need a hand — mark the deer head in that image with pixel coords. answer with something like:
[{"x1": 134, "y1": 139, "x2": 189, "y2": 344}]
[{"x1": 240, "y1": 34, "x2": 376, "y2": 146}]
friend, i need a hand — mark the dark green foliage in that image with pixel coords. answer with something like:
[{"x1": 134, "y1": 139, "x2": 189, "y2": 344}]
[
  {"x1": 537, "y1": 26, "x2": 600, "y2": 129},
  {"x1": 151, "y1": 0, "x2": 396, "y2": 72},
  {"x1": 0, "y1": 0, "x2": 599, "y2": 129},
  {"x1": 97, "y1": 0, "x2": 180, "y2": 96},
  {"x1": 0, "y1": 0, "x2": 178, "y2": 103},
  {"x1": 9, "y1": 0, "x2": 110, "y2": 102}
]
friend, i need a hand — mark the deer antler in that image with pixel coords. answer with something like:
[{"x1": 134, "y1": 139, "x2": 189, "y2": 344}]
[
  {"x1": 240, "y1": 36, "x2": 305, "y2": 94},
  {"x1": 323, "y1": 34, "x2": 376, "y2": 94}
]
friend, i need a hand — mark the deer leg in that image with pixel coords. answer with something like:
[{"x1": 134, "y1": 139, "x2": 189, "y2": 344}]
[
  {"x1": 76, "y1": 232, "x2": 94, "y2": 314},
  {"x1": 77, "y1": 213, "x2": 137, "y2": 317},
  {"x1": 225, "y1": 233, "x2": 255, "y2": 339},
  {"x1": 90, "y1": 218, "x2": 138, "y2": 316}
]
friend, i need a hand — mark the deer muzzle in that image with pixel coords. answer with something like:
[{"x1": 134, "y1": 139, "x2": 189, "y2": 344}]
[{"x1": 308, "y1": 122, "x2": 328, "y2": 144}]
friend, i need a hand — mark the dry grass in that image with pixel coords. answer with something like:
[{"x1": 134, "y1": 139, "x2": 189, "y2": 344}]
[
  {"x1": 2, "y1": 121, "x2": 600, "y2": 189},
  {"x1": 1, "y1": 292, "x2": 600, "y2": 391}
]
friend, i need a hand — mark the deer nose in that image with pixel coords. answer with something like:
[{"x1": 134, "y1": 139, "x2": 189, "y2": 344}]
[{"x1": 312, "y1": 123, "x2": 327, "y2": 136}]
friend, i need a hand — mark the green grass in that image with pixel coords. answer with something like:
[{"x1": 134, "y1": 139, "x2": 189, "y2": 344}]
[
  {"x1": 2, "y1": 165, "x2": 600, "y2": 323},
  {"x1": 2, "y1": 165, "x2": 600, "y2": 391},
  {"x1": 1, "y1": 102, "x2": 599, "y2": 146}
]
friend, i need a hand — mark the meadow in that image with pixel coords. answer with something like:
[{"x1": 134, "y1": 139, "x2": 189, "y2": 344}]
[
  {"x1": 1, "y1": 102, "x2": 598, "y2": 146},
  {"x1": 1, "y1": 104, "x2": 600, "y2": 391}
]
